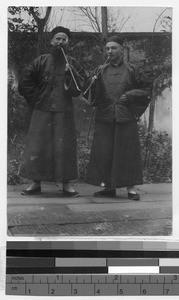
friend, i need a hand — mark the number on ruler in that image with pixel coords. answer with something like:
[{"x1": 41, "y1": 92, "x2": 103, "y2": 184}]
[
  {"x1": 165, "y1": 289, "x2": 170, "y2": 295},
  {"x1": 50, "y1": 289, "x2": 55, "y2": 295},
  {"x1": 73, "y1": 289, "x2": 78, "y2": 295},
  {"x1": 96, "y1": 289, "x2": 100, "y2": 294},
  {"x1": 28, "y1": 289, "x2": 31, "y2": 295},
  {"x1": 142, "y1": 289, "x2": 147, "y2": 295},
  {"x1": 119, "y1": 289, "x2": 123, "y2": 295},
  {"x1": 173, "y1": 275, "x2": 177, "y2": 280},
  {"x1": 114, "y1": 275, "x2": 118, "y2": 281}
]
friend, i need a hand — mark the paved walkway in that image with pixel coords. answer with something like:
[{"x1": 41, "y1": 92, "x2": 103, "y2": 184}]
[{"x1": 7, "y1": 183, "x2": 172, "y2": 236}]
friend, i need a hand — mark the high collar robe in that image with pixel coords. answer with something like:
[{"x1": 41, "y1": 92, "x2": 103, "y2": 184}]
[
  {"x1": 86, "y1": 61, "x2": 152, "y2": 188},
  {"x1": 18, "y1": 52, "x2": 85, "y2": 182}
]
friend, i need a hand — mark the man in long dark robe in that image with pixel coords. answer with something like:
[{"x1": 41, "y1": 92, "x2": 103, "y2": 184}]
[
  {"x1": 18, "y1": 26, "x2": 85, "y2": 197},
  {"x1": 86, "y1": 36, "x2": 152, "y2": 200}
]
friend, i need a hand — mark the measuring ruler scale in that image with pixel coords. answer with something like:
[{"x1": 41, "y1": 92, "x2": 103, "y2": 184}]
[
  {"x1": 6, "y1": 257, "x2": 179, "y2": 296},
  {"x1": 6, "y1": 273, "x2": 179, "y2": 296},
  {"x1": 6, "y1": 241, "x2": 179, "y2": 296}
]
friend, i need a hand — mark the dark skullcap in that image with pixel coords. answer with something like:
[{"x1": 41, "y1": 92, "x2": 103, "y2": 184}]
[
  {"x1": 106, "y1": 35, "x2": 124, "y2": 46},
  {"x1": 51, "y1": 26, "x2": 71, "y2": 39}
]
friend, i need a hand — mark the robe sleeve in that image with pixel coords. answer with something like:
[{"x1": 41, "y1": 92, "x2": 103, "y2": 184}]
[
  {"x1": 18, "y1": 58, "x2": 40, "y2": 108},
  {"x1": 125, "y1": 64, "x2": 152, "y2": 104},
  {"x1": 124, "y1": 64, "x2": 153, "y2": 119}
]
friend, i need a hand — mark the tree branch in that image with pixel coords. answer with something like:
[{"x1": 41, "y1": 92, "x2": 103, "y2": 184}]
[{"x1": 29, "y1": 7, "x2": 52, "y2": 26}]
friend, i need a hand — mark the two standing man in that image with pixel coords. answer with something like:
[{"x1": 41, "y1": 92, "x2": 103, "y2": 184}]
[{"x1": 18, "y1": 27, "x2": 152, "y2": 199}]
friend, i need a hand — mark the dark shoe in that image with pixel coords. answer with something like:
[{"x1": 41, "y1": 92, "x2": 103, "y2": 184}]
[
  {"x1": 128, "y1": 192, "x2": 140, "y2": 201},
  {"x1": 94, "y1": 189, "x2": 116, "y2": 197},
  {"x1": 62, "y1": 189, "x2": 79, "y2": 198},
  {"x1": 21, "y1": 186, "x2": 41, "y2": 195}
]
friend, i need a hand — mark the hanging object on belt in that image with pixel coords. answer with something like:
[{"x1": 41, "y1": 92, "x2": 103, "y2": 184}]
[{"x1": 127, "y1": 95, "x2": 152, "y2": 121}]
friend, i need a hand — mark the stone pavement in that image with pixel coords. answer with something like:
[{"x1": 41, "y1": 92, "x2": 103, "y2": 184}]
[{"x1": 7, "y1": 183, "x2": 172, "y2": 236}]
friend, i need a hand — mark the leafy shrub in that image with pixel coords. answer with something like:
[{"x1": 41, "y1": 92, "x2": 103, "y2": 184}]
[
  {"x1": 7, "y1": 158, "x2": 24, "y2": 185},
  {"x1": 77, "y1": 137, "x2": 92, "y2": 181},
  {"x1": 7, "y1": 77, "x2": 30, "y2": 185},
  {"x1": 8, "y1": 75, "x2": 31, "y2": 138},
  {"x1": 138, "y1": 122, "x2": 172, "y2": 183}
]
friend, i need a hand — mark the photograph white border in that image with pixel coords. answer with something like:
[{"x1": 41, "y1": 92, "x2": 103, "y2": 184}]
[{"x1": 1, "y1": 0, "x2": 179, "y2": 299}]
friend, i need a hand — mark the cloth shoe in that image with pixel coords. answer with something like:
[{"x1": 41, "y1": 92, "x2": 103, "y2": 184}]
[
  {"x1": 128, "y1": 192, "x2": 140, "y2": 201},
  {"x1": 94, "y1": 189, "x2": 116, "y2": 197},
  {"x1": 21, "y1": 186, "x2": 41, "y2": 195},
  {"x1": 62, "y1": 189, "x2": 79, "y2": 198}
]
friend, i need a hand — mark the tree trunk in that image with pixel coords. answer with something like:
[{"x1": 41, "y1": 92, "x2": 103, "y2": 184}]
[
  {"x1": 30, "y1": 7, "x2": 52, "y2": 55},
  {"x1": 101, "y1": 7, "x2": 108, "y2": 39}
]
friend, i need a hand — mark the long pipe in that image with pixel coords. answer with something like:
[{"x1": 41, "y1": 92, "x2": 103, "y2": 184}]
[
  {"x1": 83, "y1": 57, "x2": 109, "y2": 96},
  {"x1": 60, "y1": 47, "x2": 82, "y2": 92}
]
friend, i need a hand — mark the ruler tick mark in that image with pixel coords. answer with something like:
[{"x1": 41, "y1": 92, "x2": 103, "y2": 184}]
[{"x1": 6, "y1": 274, "x2": 179, "y2": 296}]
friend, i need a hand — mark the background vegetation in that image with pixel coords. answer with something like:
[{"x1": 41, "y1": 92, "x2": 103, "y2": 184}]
[{"x1": 7, "y1": 6, "x2": 172, "y2": 185}]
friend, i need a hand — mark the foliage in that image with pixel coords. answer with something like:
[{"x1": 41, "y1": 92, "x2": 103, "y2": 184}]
[
  {"x1": 8, "y1": 73, "x2": 31, "y2": 137},
  {"x1": 8, "y1": 6, "x2": 38, "y2": 32},
  {"x1": 8, "y1": 132, "x2": 26, "y2": 185},
  {"x1": 7, "y1": 75, "x2": 31, "y2": 185},
  {"x1": 8, "y1": 7, "x2": 38, "y2": 71},
  {"x1": 161, "y1": 15, "x2": 172, "y2": 32},
  {"x1": 9, "y1": 8, "x2": 54, "y2": 73},
  {"x1": 8, "y1": 157, "x2": 25, "y2": 185},
  {"x1": 153, "y1": 10, "x2": 172, "y2": 33},
  {"x1": 138, "y1": 122, "x2": 172, "y2": 183},
  {"x1": 128, "y1": 35, "x2": 172, "y2": 97},
  {"x1": 7, "y1": 31, "x2": 35, "y2": 69},
  {"x1": 145, "y1": 45, "x2": 171, "y2": 98},
  {"x1": 70, "y1": 37, "x2": 104, "y2": 74},
  {"x1": 77, "y1": 137, "x2": 91, "y2": 181},
  {"x1": 127, "y1": 33, "x2": 171, "y2": 132}
]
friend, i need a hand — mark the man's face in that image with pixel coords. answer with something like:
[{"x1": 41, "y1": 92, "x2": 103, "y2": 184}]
[
  {"x1": 51, "y1": 32, "x2": 69, "y2": 49},
  {"x1": 106, "y1": 42, "x2": 124, "y2": 63}
]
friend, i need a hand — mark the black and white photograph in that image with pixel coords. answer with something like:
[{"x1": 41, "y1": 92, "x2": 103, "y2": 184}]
[{"x1": 6, "y1": 5, "x2": 172, "y2": 236}]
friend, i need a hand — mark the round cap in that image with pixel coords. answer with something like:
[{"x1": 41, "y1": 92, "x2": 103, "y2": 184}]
[
  {"x1": 106, "y1": 35, "x2": 124, "y2": 46},
  {"x1": 51, "y1": 26, "x2": 71, "y2": 39}
]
